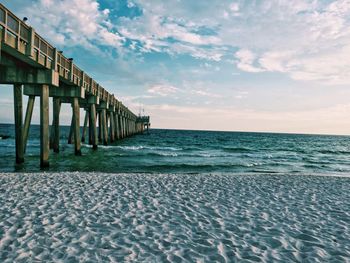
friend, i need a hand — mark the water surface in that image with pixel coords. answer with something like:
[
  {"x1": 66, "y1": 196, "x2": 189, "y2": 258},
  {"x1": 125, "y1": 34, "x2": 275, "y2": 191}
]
[{"x1": 1, "y1": 124, "x2": 350, "y2": 175}]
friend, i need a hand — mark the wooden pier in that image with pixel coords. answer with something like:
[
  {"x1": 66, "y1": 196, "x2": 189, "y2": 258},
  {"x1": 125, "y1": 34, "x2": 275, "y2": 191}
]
[{"x1": 0, "y1": 4, "x2": 151, "y2": 167}]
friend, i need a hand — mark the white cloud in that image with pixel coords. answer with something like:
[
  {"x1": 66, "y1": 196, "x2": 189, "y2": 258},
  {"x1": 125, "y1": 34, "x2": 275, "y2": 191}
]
[
  {"x1": 258, "y1": 51, "x2": 294, "y2": 72},
  {"x1": 127, "y1": 2, "x2": 135, "y2": 8},
  {"x1": 235, "y1": 45, "x2": 350, "y2": 85},
  {"x1": 16, "y1": 0, "x2": 350, "y2": 85},
  {"x1": 24, "y1": 0, "x2": 124, "y2": 50},
  {"x1": 194, "y1": 90, "x2": 222, "y2": 98},
  {"x1": 146, "y1": 103, "x2": 350, "y2": 134},
  {"x1": 147, "y1": 84, "x2": 179, "y2": 97},
  {"x1": 235, "y1": 49, "x2": 264, "y2": 73},
  {"x1": 118, "y1": 12, "x2": 223, "y2": 60},
  {"x1": 227, "y1": 1, "x2": 350, "y2": 84},
  {"x1": 120, "y1": 0, "x2": 350, "y2": 85},
  {"x1": 229, "y1": 3, "x2": 240, "y2": 12}
]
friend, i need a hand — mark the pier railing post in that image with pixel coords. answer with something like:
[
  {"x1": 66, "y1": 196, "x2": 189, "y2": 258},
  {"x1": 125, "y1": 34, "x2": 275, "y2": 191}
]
[
  {"x1": 40, "y1": 84, "x2": 50, "y2": 168},
  {"x1": 72, "y1": 98, "x2": 82, "y2": 156},
  {"x1": 13, "y1": 84, "x2": 24, "y2": 164}
]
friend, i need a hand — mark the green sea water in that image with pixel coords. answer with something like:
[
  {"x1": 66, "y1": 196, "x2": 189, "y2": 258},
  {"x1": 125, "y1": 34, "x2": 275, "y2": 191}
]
[{"x1": 1, "y1": 123, "x2": 350, "y2": 175}]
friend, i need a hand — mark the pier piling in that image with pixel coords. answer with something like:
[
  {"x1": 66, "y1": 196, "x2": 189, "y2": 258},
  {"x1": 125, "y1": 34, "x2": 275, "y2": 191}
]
[
  {"x1": 90, "y1": 103, "x2": 98, "y2": 150},
  {"x1": 40, "y1": 85, "x2": 50, "y2": 168},
  {"x1": 68, "y1": 116, "x2": 74, "y2": 145},
  {"x1": 23, "y1": 95, "x2": 35, "y2": 153},
  {"x1": 102, "y1": 109, "x2": 108, "y2": 146},
  {"x1": 72, "y1": 98, "x2": 82, "y2": 156},
  {"x1": 114, "y1": 113, "x2": 120, "y2": 140},
  {"x1": 13, "y1": 84, "x2": 24, "y2": 164},
  {"x1": 82, "y1": 110, "x2": 88, "y2": 143},
  {"x1": 109, "y1": 112, "x2": 115, "y2": 143},
  {"x1": 51, "y1": 97, "x2": 61, "y2": 153},
  {"x1": 98, "y1": 112, "x2": 102, "y2": 143}
]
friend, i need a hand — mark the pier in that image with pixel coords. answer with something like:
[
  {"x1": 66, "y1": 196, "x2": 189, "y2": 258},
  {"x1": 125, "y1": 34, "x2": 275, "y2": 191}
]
[{"x1": 0, "y1": 4, "x2": 150, "y2": 167}]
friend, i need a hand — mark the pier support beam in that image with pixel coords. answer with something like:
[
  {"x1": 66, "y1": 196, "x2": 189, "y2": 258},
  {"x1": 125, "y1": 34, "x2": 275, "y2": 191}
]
[
  {"x1": 40, "y1": 84, "x2": 50, "y2": 168},
  {"x1": 98, "y1": 111, "x2": 102, "y2": 143},
  {"x1": 88, "y1": 112, "x2": 93, "y2": 145},
  {"x1": 123, "y1": 117, "x2": 127, "y2": 138},
  {"x1": 126, "y1": 118, "x2": 128, "y2": 137},
  {"x1": 51, "y1": 98, "x2": 61, "y2": 153},
  {"x1": 82, "y1": 110, "x2": 88, "y2": 143},
  {"x1": 125, "y1": 118, "x2": 128, "y2": 137},
  {"x1": 101, "y1": 109, "x2": 108, "y2": 145},
  {"x1": 109, "y1": 112, "x2": 115, "y2": 143},
  {"x1": 122, "y1": 116, "x2": 126, "y2": 138},
  {"x1": 23, "y1": 95, "x2": 35, "y2": 153},
  {"x1": 68, "y1": 116, "x2": 74, "y2": 144},
  {"x1": 114, "y1": 113, "x2": 120, "y2": 140},
  {"x1": 13, "y1": 84, "x2": 24, "y2": 164},
  {"x1": 119, "y1": 115, "x2": 123, "y2": 139},
  {"x1": 72, "y1": 98, "x2": 82, "y2": 156},
  {"x1": 90, "y1": 103, "x2": 98, "y2": 150}
]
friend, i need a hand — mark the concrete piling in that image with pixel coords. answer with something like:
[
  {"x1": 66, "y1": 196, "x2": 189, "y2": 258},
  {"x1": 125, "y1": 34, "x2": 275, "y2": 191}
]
[
  {"x1": 109, "y1": 112, "x2": 115, "y2": 143},
  {"x1": 72, "y1": 98, "x2": 81, "y2": 156},
  {"x1": 68, "y1": 116, "x2": 74, "y2": 145},
  {"x1": 13, "y1": 84, "x2": 24, "y2": 164},
  {"x1": 115, "y1": 112, "x2": 120, "y2": 140},
  {"x1": 90, "y1": 103, "x2": 98, "y2": 150},
  {"x1": 88, "y1": 111, "x2": 93, "y2": 145},
  {"x1": 23, "y1": 95, "x2": 35, "y2": 153},
  {"x1": 51, "y1": 97, "x2": 61, "y2": 153},
  {"x1": 82, "y1": 110, "x2": 88, "y2": 143},
  {"x1": 40, "y1": 85, "x2": 50, "y2": 168},
  {"x1": 102, "y1": 109, "x2": 108, "y2": 146},
  {"x1": 98, "y1": 111, "x2": 102, "y2": 143}
]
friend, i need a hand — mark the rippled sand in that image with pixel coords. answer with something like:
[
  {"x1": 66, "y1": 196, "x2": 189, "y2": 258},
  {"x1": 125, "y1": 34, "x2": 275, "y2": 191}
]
[{"x1": 0, "y1": 173, "x2": 349, "y2": 262}]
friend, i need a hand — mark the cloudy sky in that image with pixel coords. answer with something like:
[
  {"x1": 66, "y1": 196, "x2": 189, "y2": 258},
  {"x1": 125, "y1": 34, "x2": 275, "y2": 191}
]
[{"x1": 2, "y1": 0, "x2": 350, "y2": 134}]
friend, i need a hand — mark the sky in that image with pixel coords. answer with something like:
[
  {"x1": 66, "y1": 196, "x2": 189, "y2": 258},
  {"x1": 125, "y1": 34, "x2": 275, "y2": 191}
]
[{"x1": 1, "y1": 0, "x2": 350, "y2": 134}]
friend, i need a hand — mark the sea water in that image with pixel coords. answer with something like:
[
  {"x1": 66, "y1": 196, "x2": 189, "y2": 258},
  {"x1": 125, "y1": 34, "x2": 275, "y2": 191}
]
[{"x1": 0, "y1": 123, "x2": 349, "y2": 261}]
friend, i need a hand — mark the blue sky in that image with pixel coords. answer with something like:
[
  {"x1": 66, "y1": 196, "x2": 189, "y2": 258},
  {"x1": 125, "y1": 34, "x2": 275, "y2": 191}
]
[{"x1": 2, "y1": 0, "x2": 350, "y2": 134}]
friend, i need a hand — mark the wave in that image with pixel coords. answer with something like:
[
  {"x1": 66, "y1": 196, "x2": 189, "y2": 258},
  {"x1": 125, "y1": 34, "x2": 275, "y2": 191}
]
[
  {"x1": 317, "y1": 149, "x2": 350, "y2": 155},
  {"x1": 116, "y1": 145, "x2": 182, "y2": 151},
  {"x1": 222, "y1": 147, "x2": 253, "y2": 153},
  {"x1": 142, "y1": 162, "x2": 265, "y2": 171}
]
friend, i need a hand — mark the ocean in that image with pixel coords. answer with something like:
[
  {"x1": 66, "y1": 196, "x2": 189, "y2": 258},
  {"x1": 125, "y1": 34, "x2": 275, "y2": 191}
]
[
  {"x1": 0, "y1": 123, "x2": 350, "y2": 261},
  {"x1": 2, "y1": 123, "x2": 350, "y2": 175}
]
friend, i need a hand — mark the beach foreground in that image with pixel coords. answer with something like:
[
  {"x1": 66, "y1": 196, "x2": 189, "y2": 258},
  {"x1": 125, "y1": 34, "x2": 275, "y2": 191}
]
[{"x1": 0, "y1": 172, "x2": 349, "y2": 262}]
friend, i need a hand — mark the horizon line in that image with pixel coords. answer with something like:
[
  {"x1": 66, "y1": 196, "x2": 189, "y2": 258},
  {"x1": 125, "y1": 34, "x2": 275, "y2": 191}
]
[{"x1": 0, "y1": 122, "x2": 349, "y2": 137}]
